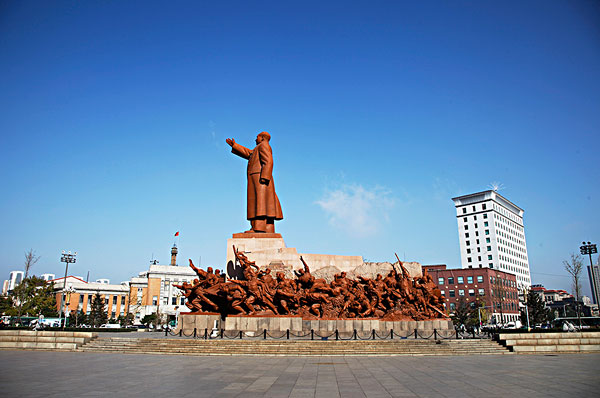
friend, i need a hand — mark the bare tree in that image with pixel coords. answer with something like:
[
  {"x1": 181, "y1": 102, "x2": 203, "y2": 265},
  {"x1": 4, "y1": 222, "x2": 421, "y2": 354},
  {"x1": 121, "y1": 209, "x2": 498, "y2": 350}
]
[
  {"x1": 17, "y1": 249, "x2": 40, "y2": 322},
  {"x1": 563, "y1": 253, "x2": 583, "y2": 327}
]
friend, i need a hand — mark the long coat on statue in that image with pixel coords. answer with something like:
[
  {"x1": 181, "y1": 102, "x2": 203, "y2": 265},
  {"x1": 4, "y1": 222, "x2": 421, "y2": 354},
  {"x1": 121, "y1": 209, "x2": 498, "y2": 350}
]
[{"x1": 231, "y1": 140, "x2": 283, "y2": 221}]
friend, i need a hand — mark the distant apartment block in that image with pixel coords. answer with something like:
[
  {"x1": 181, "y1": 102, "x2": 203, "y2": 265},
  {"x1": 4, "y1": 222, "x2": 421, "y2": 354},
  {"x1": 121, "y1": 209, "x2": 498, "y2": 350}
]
[
  {"x1": 452, "y1": 190, "x2": 531, "y2": 289},
  {"x1": 424, "y1": 265, "x2": 520, "y2": 324}
]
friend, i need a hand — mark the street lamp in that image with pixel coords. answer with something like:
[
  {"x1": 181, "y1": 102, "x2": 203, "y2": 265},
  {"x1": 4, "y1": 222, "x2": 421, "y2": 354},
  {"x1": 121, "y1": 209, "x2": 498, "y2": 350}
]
[
  {"x1": 59, "y1": 250, "x2": 76, "y2": 329},
  {"x1": 580, "y1": 241, "x2": 597, "y2": 316}
]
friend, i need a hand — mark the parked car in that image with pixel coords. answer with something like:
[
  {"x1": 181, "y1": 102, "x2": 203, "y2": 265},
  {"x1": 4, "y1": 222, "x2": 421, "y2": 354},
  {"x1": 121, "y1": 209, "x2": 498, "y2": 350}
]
[{"x1": 100, "y1": 323, "x2": 121, "y2": 329}]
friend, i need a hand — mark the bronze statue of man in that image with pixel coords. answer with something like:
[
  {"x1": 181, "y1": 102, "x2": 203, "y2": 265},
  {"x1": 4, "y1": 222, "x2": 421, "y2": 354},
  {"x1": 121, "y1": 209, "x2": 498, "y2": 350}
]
[{"x1": 226, "y1": 132, "x2": 283, "y2": 233}]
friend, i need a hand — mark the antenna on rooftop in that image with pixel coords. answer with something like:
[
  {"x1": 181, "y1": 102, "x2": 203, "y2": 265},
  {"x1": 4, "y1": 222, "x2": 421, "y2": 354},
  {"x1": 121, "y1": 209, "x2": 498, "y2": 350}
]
[{"x1": 489, "y1": 181, "x2": 505, "y2": 192}]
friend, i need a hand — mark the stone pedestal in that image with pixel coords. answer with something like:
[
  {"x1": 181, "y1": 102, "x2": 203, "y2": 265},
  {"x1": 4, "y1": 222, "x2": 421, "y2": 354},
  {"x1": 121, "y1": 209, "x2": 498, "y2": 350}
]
[
  {"x1": 226, "y1": 233, "x2": 364, "y2": 281},
  {"x1": 176, "y1": 313, "x2": 221, "y2": 335},
  {"x1": 221, "y1": 315, "x2": 453, "y2": 336}
]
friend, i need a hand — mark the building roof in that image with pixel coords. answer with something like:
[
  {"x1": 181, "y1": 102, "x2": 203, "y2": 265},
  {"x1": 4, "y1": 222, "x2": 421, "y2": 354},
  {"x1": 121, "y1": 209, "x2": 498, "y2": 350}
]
[{"x1": 452, "y1": 190, "x2": 524, "y2": 214}]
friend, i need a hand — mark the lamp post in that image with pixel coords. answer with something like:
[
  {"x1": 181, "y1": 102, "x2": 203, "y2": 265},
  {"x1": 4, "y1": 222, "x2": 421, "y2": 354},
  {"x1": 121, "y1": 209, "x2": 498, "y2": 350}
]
[
  {"x1": 522, "y1": 287, "x2": 531, "y2": 332},
  {"x1": 59, "y1": 251, "x2": 76, "y2": 329},
  {"x1": 580, "y1": 242, "x2": 598, "y2": 306}
]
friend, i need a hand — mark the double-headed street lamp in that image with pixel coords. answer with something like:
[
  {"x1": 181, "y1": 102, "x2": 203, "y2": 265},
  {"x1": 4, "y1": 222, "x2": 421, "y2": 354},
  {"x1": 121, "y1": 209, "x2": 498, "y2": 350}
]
[
  {"x1": 59, "y1": 251, "x2": 76, "y2": 329},
  {"x1": 580, "y1": 241, "x2": 597, "y2": 265},
  {"x1": 581, "y1": 241, "x2": 598, "y2": 310}
]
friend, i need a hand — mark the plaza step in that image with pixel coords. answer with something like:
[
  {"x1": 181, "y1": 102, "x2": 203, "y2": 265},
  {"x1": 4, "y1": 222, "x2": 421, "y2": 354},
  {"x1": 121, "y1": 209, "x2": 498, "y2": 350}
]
[
  {"x1": 0, "y1": 330, "x2": 97, "y2": 351},
  {"x1": 497, "y1": 331, "x2": 600, "y2": 354},
  {"x1": 78, "y1": 337, "x2": 511, "y2": 356}
]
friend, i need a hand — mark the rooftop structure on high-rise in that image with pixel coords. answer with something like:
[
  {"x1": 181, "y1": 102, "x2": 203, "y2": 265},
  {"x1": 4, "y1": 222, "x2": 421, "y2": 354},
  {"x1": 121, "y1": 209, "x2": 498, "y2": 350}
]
[{"x1": 452, "y1": 190, "x2": 531, "y2": 289}]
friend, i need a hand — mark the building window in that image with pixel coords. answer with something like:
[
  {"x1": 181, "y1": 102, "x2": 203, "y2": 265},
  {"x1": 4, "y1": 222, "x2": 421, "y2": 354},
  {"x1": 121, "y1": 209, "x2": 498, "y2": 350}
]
[
  {"x1": 448, "y1": 277, "x2": 454, "y2": 284},
  {"x1": 484, "y1": 222, "x2": 489, "y2": 227},
  {"x1": 465, "y1": 233, "x2": 469, "y2": 238},
  {"x1": 489, "y1": 263, "x2": 494, "y2": 268},
  {"x1": 482, "y1": 204, "x2": 486, "y2": 210},
  {"x1": 111, "y1": 312, "x2": 116, "y2": 319},
  {"x1": 450, "y1": 303, "x2": 456, "y2": 311},
  {"x1": 483, "y1": 213, "x2": 488, "y2": 219},
  {"x1": 486, "y1": 238, "x2": 490, "y2": 243},
  {"x1": 472, "y1": 205, "x2": 476, "y2": 211},
  {"x1": 438, "y1": 277, "x2": 444, "y2": 285},
  {"x1": 79, "y1": 295, "x2": 84, "y2": 304},
  {"x1": 440, "y1": 290, "x2": 445, "y2": 296},
  {"x1": 478, "y1": 256, "x2": 481, "y2": 261},
  {"x1": 112, "y1": 296, "x2": 117, "y2": 305},
  {"x1": 466, "y1": 240, "x2": 470, "y2": 246},
  {"x1": 469, "y1": 289, "x2": 475, "y2": 296},
  {"x1": 485, "y1": 230, "x2": 489, "y2": 235},
  {"x1": 180, "y1": 297, "x2": 185, "y2": 305},
  {"x1": 474, "y1": 223, "x2": 478, "y2": 228},
  {"x1": 449, "y1": 290, "x2": 455, "y2": 297},
  {"x1": 467, "y1": 249, "x2": 471, "y2": 254},
  {"x1": 462, "y1": 208, "x2": 466, "y2": 214},
  {"x1": 488, "y1": 255, "x2": 493, "y2": 260},
  {"x1": 172, "y1": 297, "x2": 177, "y2": 305},
  {"x1": 105, "y1": 298, "x2": 109, "y2": 305},
  {"x1": 465, "y1": 225, "x2": 468, "y2": 230},
  {"x1": 459, "y1": 289, "x2": 465, "y2": 296},
  {"x1": 467, "y1": 276, "x2": 473, "y2": 283},
  {"x1": 463, "y1": 217, "x2": 467, "y2": 222},
  {"x1": 152, "y1": 296, "x2": 158, "y2": 306},
  {"x1": 478, "y1": 288, "x2": 485, "y2": 296},
  {"x1": 457, "y1": 276, "x2": 464, "y2": 284},
  {"x1": 487, "y1": 246, "x2": 492, "y2": 251},
  {"x1": 477, "y1": 275, "x2": 483, "y2": 283},
  {"x1": 467, "y1": 257, "x2": 472, "y2": 263}
]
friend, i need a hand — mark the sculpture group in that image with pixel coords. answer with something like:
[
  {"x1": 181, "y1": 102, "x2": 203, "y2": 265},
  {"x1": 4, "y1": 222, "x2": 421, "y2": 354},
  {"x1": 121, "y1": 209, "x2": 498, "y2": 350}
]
[{"x1": 175, "y1": 247, "x2": 447, "y2": 321}]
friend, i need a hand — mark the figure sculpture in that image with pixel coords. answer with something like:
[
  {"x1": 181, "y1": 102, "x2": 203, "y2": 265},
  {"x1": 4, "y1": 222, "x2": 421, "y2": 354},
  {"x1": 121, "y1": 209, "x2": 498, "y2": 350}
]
[
  {"x1": 175, "y1": 248, "x2": 448, "y2": 321},
  {"x1": 226, "y1": 132, "x2": 283, "y2": 233}
]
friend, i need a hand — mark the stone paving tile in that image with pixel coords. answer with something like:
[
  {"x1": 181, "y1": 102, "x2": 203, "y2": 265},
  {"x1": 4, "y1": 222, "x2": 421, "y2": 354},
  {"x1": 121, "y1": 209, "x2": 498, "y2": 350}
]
[{"x1": 0, "y1": 351, "x2": 599, "y2": 397}]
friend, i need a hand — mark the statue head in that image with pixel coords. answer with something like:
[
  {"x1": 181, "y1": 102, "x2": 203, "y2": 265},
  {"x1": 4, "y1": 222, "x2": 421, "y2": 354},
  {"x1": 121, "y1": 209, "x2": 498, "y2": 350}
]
[
  {"x1": 256, "y1": 131, "x2": 271, "y2": 144},
  {"x1": 207, "y1": 267, "x2": 213, "y2": 274}
]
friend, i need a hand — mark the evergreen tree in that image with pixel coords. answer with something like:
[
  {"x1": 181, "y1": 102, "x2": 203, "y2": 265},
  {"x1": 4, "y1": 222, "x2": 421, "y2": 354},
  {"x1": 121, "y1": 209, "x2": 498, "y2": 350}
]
[
  {"x1": 89, "y1": 292, "x2": 107, "y2": 327},
  {"x1": 8, "y1": 276, "x2": 57, "y2": 317},
  {"x1": 70, "y1": 310, "x2": 88, "y2": 327},
  {"x1": 451, "y1": 297, "x2": 483, "y2": 330},
  {"x1": 521, "y1": 290, "x2": 551, "y2": 327}
]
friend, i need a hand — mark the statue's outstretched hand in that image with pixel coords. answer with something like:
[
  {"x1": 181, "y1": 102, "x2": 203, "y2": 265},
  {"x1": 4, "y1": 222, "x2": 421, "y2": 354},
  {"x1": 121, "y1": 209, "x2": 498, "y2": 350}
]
[{"x1": 226, "y1": 138, "x2": 235, "y2": 147}]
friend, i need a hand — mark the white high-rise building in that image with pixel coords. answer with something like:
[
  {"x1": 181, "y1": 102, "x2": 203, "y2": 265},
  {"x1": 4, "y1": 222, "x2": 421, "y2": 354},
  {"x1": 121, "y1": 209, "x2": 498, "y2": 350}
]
[
  {"x1": 8, "y1": 271, "x2": 24, "y2": 292},
  {"x1": 452, "y1": 190, "x2": 531, "y2": 289}
]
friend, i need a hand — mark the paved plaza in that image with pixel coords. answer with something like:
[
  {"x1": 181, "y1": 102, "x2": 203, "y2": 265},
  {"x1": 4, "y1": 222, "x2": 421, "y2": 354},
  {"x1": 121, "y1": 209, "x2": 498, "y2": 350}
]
[{"x1": 0, "y1": 351, "x2": 598, "y2": 397}]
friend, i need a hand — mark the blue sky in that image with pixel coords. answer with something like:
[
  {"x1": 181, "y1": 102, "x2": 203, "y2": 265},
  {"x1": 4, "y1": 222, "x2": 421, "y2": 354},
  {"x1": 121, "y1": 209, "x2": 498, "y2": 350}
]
[{"x1": 1, "y1": 1, "x2": 599, "y2": 296}]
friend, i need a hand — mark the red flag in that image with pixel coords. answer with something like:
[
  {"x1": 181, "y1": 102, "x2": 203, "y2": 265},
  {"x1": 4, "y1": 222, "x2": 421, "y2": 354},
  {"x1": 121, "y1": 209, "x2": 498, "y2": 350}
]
[{"x1": 174, "y1": 231, "x2": 179, "y2": 237}]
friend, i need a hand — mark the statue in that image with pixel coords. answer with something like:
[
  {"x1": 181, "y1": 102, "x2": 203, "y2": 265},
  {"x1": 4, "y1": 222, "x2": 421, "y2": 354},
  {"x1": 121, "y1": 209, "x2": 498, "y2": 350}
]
[
  {"x1": 226, "y1": 132, "x2": 283, "y2": 233},
  {"x1": 175, "y1": 248, "x2": 448, "y2": 321}
]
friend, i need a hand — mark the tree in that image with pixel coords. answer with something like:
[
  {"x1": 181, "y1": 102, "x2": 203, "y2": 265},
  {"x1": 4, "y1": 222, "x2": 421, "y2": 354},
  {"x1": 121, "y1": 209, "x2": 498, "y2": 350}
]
[
  {"x1": 17, "y1": 250, "x2": 40, "y2": 321},
  {"x1": 451, "y1": 297, "x2": 482, "y2": 331},
  {"x1": 88, "y1": 292, "x2": 108, "y2": 327},
  {"x1": 564, "y1": 253, "x2": 584, "y2": 326},
  {"x1": 521, "y1": 290, "x2": 550, "y2": 326},
  {"x1": 141, "y1": 313, "x2": 157, "y2": 328},
  {"x1": 70, "y1": 310, "x2": 88, "y2": 327},
  {"x1": 491, "y1": 274, "x2": 507, "y2": 324},
  {"x1": 118, "y1": 313, "x2": 134, "y2": 327},
  {"x1": 0, "y1": 295, "x2": 13, "y2": 315},
  {"x1": 8, "y1": 277, "x2": 57, "y2": 317}
]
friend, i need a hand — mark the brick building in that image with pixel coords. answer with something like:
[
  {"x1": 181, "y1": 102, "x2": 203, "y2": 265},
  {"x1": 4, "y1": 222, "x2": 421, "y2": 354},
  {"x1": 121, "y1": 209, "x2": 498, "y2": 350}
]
[{"x1": 423, "y1": 265, "x2": 520, "y2": 324}]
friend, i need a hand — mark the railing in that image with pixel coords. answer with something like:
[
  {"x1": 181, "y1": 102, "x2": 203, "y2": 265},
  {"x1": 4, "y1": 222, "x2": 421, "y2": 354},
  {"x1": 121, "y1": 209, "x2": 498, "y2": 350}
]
[{"x1": 167, "y1": 327, "x2": 491, "y2": 340}]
